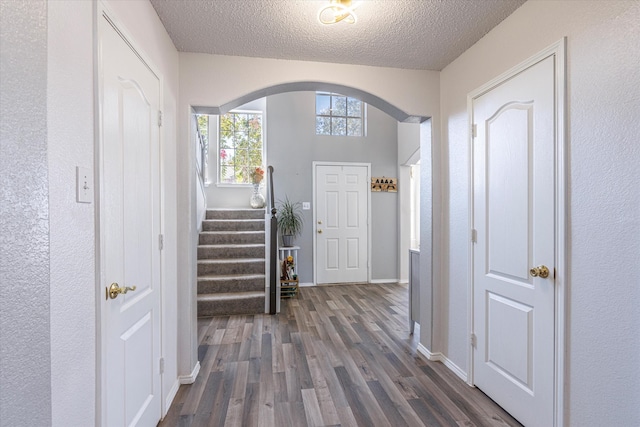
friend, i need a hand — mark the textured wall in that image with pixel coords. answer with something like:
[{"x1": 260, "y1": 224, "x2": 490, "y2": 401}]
[
  {"x1": 179, "y1": 52, "x2": 440, "y2": 119},
  {"x1": 0, "y1": 0, "x2": 51, "y2": 425},
  {"x1": 266, "y1": 91, "x2": 399, "y2": 283},
  {"x1": 439, "y1": 1, "x2": 640, "y2": 424},
  {"x1": 47, "y1": 1, "x2": 96, "y2": 425}
]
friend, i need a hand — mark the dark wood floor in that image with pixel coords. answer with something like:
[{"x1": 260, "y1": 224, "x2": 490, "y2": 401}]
[{"x1": 160, "y1": 283, "x2": 521, "y2": 427}]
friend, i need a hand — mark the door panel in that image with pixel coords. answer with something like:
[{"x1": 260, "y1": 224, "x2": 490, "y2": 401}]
[
  {"x1": 486, "y1": 105, "x2": 532, "y2": 281},
  {"x1": 472, "y1": 56, "x2": 555, "y2": 427},
  {"x1": 486, "y1": 293, "x2": 533, "y2": 391},
  {"x1": 100, "y1": 13, "x2": 162, "y2": 427},
  {"x1": 315, "y1": 164, "x2": 369, "y2": 284}
]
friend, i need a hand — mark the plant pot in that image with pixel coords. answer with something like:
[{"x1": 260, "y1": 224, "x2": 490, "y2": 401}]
[{"x1": 282, "y1": 234, "x2": 294, "y2": 247}]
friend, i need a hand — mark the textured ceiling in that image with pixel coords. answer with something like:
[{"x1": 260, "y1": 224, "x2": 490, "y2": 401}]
[{"x1": 150, "y1": 0, "x2": 526, "y2": 71}]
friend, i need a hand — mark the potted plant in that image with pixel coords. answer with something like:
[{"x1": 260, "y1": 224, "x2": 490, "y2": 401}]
[{"x1": 277, "y1": 196, "x2": 303, "y2": 247}]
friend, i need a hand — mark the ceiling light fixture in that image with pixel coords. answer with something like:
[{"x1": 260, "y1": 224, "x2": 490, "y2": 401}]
[{"x1": 318, "y1": 0, "x2": 359, "y2": 25}]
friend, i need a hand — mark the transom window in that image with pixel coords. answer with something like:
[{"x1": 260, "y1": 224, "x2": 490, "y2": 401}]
[
  {"x1": 315, "y1": 92, "x2": 365, "y2": 136},
  {"x1": 219, "y1": 111, "x2": 263, "y2": 184}
]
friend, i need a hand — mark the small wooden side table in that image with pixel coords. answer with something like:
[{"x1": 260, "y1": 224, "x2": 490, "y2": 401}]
[{"x1": 281, "y1": 279, "x2": 299, "y2": 298}]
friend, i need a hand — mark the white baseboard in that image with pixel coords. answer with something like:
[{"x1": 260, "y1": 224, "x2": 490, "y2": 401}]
[
  {"x1": 370, "y1": 279, "x2": 399, "y2": 284},
  {"x1": 163, "y1": 379, "x2": 180, "y2": 417},
  {"x1": 417, "y1": 344, "x2": 468, "y2": 382},
  {"x1": 417, "y1": 343, "x2": 442, "y2": 361},
  {"x1": 179, "y1": 361, "x2": 200, "y2": 385},
  {"x1": 441, "y1": 357, "x2": 467, "y2": 382},
  {"x1": 298, "y1": 282, "x2": 314, "y2": 287}
]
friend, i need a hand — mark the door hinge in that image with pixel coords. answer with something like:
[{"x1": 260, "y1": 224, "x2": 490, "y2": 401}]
[
  {"x1": 159, "y1": 357, "x2": 165, "y2": 374},
  {"x1": 158, "y1": 110, "x2": 163, "y2": 127},
  {"x1": 159, "y1": 234, "x2": 164, "y2": 250},
  {"x1": 471, "y1": 229, "x2": 477, "y2": 243},
  {"x1": 472, "y1": 123, "x2": 477, "y2": 138},
  {"x1": 471, "y1": 333, "x2": 477, "y2": 348}
]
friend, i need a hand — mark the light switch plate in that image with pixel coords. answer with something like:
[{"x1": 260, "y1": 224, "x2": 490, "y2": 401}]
[
  {"x1": 76, "y1": 166, "x2": 93, "y2": 204},
  {"x1": 302, "y1": 202, "x2": 310, "y2": 210}
]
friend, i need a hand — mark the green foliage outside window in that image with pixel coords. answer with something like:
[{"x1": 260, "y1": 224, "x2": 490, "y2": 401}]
[
  {"x1": 219, "y1": 111, "x2": 263, "y2": 184},
  {"x1": 196, "y1": 114, "x2": 208, "y2": 146}
]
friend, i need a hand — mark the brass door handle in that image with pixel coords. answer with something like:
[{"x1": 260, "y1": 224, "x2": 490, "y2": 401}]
[
  {"x1": 317, "y1": 229, "x2": 323, "y2": 234},
  {"x1": 529, "y1": 265, "x2": 550, "y2": 279},
  {"x1": 106, "y1": 282, "x2": 137, "y2": 300}
]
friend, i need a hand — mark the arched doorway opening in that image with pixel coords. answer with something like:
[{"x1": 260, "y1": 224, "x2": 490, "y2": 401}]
[{"x1": 179, "y1": 82, "x2": 434, "y2": 382}]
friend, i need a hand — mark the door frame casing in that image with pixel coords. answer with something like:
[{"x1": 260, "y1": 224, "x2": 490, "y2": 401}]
[
  {"x1": 466, "y1": 39, "x2": 567, "y2": 426},
  {"x1": 312, "y1": 161, "x2": 372, "y2": 285},
  {"x1": 95, "y1": 2, "x2": 166, "y2": 424}
]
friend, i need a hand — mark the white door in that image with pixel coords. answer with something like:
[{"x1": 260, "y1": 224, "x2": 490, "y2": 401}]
[
  {"x1": 315, "y1": 163, "x2": 369, "y2": 284},
  {"x1": 100, "y1": 13, "x2": 162, "y2": 427},
  {"x1": 472, "y1": 56, "x2": 555, "y2": 427}
]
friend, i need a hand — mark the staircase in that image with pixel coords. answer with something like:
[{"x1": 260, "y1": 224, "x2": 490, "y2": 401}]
[{"x1": 197, "y1": 209, "x2": 266, "y2": 317}]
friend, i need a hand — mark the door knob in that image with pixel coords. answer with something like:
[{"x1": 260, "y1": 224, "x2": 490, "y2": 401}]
[
  {"x1": 529, "y1": 265, "x2": 550, "y2": 279},
  {"x1": 106, "y1": 282, "x2": 137, "y2": 300},
  {"x1": 317, "y1": 229, "x2": 323, "y2": 234}
]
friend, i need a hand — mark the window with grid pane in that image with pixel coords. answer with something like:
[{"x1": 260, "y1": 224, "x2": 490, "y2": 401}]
[
  {"x1": 316, "y1": 92, "x2": 365, "y2": 136},
  {"x1": 219, "y1": 111, "x2": 263, "y2": 184}
]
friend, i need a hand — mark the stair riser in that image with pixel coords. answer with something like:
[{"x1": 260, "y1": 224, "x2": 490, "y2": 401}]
[
  {"x1": 206, "y1": 210, "x2": 265, "y2": 220},
  {"x1": 198, "y1": 261, "x2": 265, "y2": 276},
  {"x1": 202, "y1": 220, "x2": 265, "y2": 232},
  {"x1": 198, "y1": 296, "x2": 265, "y2": 317},
  {"x1": 199, "y1": 233, "x2": 265, "y2": 245},
  {"x1": 198, "y1": 246, "x2": 264, "y2": 259},
  {"x1": 198, "y1": 277, "x2": 265, "y2": 294}
]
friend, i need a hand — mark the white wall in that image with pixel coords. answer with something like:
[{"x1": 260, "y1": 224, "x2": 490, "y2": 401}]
[
  {"x1": 0, "y1": 1, "x2": 51, "y2": 424},
  {"x1": 398, "y1": 123, "x2": 421, "y2": 283},
  {"x1": 48, "y1": 1, "x2": 96, "y2": 425},
  {"x1": 438, "y1": 1, "x2": 640, "y2": 425},
  {"x1": 180, "y1": 53, "x2": 440, "y2": 118}
]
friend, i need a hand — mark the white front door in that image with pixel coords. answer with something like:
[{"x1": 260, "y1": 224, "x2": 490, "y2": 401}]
[
  {"x1": 472, "y1": 55, "x2": 556, "y2": 427},
  {"x1": 315, "y1": 163, "x2": 369, "y2": 284},
  {"x1": 99, "y1": 12, "x2": 162, "y2": 427}
]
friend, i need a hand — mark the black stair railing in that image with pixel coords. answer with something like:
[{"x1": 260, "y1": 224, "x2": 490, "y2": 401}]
[{"x1": 267, "y1": 165, "x2": 278, "y2": 314}]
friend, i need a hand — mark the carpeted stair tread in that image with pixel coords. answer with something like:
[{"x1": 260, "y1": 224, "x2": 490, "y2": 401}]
[
  {"x1": 198, "y1": 258, "x2": 264, "y2": 264},
  {"x1": 206, "y1": 209, "x2": 265, "y2": 220},
  {"x1": 199, "y1": 231, "x2": 264, "y2": 236},
  {"x1": 197, "y1": 292, "x2": 265, "y2": 317},
  {"x1": 197, "y1": 291, "x2": 265, "y2": 301},
  {"x1": 198, "y1": 243, "x2": 265, "y2": 248},
  {"x1": 198, "y1": 273, "x2": 265, "y2": 281},
  {"x1": 199, "y1": 231, "x2": 264, "y2": 245},
  {"x1": 197, "y1": 273, "x2": 265, "y2": 294},
  {"x1": 202, "y1": 219, "x2": 265, "y2": 232}
]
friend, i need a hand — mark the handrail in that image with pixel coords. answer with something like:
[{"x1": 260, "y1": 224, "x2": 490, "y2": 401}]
[
  {"x1": 267, "y1": 165, "x2": 278, "y2": 314},
  {"x1": 194, "y1": 115, "x2": 207, "y2": 227},
  {"x1": 194, "y1": 115, "x2": 208, "y2": 184},
  {"x1": 268, "y1": 165, "x2": 276, "y2": 212}
]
